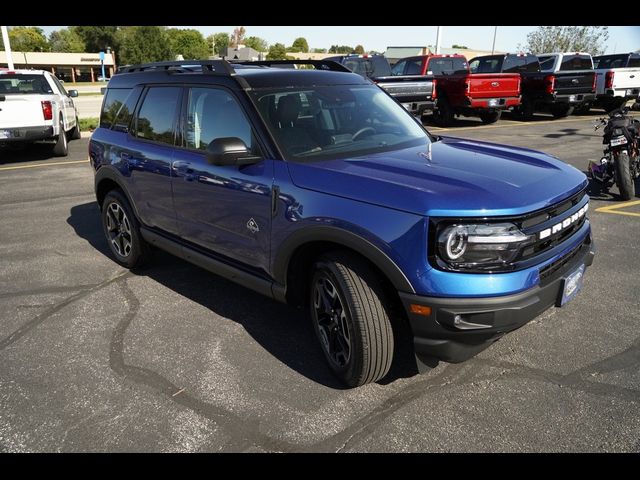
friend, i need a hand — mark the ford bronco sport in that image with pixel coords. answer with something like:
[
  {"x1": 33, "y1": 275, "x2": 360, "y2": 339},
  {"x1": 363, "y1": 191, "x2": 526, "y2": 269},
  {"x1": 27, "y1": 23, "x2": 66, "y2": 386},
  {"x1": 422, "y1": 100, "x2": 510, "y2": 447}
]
[{"x1": 90, "y1": 60, "x2": 595, "y2": 387}]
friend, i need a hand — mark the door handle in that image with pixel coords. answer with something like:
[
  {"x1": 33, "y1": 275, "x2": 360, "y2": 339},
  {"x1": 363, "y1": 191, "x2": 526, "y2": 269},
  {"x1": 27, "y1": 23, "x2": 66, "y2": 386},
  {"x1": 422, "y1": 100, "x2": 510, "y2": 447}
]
[
  {"x1": 172, "y1": 160, "x2": 196, "y2": 181},
  {"x1": 171, "y1": 160, "x2": 191, "y2": 170}
]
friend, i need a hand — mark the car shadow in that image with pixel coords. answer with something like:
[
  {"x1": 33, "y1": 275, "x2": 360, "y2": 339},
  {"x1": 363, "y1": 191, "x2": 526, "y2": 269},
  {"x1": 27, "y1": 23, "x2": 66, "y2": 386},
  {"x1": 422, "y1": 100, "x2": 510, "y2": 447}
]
[
  {"x1": 0, "y1": 143, "x2": 55, "y2": 165},
  {"x1": 67, "y1": 202, "x2": 419, "y2": 389}
]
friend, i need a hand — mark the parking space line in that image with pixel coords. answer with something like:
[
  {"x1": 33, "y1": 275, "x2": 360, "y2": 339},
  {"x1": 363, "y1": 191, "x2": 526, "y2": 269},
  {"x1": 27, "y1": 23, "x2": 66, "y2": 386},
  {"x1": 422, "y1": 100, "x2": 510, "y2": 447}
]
[
  {"x1": 0, "y1": 159, "x2": 89, "y2": 171},
  {"x1": 595, "y1": 200, "x2": 640, "y2": 217}
]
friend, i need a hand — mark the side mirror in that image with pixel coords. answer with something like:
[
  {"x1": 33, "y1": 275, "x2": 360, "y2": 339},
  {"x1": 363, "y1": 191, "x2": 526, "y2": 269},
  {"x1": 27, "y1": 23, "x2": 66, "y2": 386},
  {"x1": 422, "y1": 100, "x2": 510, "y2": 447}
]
[
  {"x1": 68, "y1": 90, "x2": 79, "y2": 98},
  {"x1": 206, "y1": 137, "x2": 261, "y2": 166}
]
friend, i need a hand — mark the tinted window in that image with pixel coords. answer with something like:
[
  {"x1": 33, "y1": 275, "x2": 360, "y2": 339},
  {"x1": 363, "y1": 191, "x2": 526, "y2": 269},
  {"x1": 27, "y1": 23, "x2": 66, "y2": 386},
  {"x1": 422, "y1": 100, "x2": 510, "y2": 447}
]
[
  {"x1": 0, "y1": 74, "x2": 54, "y2": 95},
  {"x1": 185, "y1": 88, "x2": 255, "y2": 152},
  {"x1": 405, "y1": 59, "x2": 423, "y2": 75},
  {"x1": 371, "y1": 57, "x2": 391, "y2": 77},
  {"x1": 469, "y1": 57, "x2": 501, "y2": 74},
  {"x1": 538, "y1": 56, "x2": 556, "y2": 71},
  {"x1": 628, "y1": 56, "x2": 640, "y2": 68},
  {"x1": 344, "y1": 59, "x2": 372, "y2": 77},
  {"x1": 593, "y1": 55, "x2": 627, "y2": 69},
  {"x1": 100, "y1": 88, "x2": 139, "y2": 131},
  {"x1": 501, "y1": 55, "x2": 540, "y2": 73},
  {"x1": 391, "y1": 60, "x2": 406, "y2": 76},
  {"x1": 559, "y1": 55, "x2": 592, "y2": 71},
  {"x1": 50, "y1": 75, "x2": 68, "y2": 95},
  {"x1": 427, "y1": 57, "x2": 468, "y2": 75},
  {"x1": 135, "y1": 87, "x2": 181, "y2": 144}
]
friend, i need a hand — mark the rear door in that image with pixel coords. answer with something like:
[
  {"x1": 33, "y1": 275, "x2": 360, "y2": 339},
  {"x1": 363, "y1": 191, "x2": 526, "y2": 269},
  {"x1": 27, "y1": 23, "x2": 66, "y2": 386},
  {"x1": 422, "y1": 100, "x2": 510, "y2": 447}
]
[{"x1": 122, "y1": 86, "x2": 182, "y2": 234}]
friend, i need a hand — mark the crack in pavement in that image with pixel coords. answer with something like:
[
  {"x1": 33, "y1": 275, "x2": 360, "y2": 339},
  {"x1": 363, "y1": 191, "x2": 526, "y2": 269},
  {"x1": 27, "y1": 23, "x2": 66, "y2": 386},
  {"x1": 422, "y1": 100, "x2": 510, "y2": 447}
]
[
  {"x1": 0, "y1": 284, "x2": 103, "y2": 300},
  {"x1": 0, "y1": 271, "x2": 129, "y2": 351},
  {"x1": 109, "y1": 279, "x2": 296, "y2": 453}
]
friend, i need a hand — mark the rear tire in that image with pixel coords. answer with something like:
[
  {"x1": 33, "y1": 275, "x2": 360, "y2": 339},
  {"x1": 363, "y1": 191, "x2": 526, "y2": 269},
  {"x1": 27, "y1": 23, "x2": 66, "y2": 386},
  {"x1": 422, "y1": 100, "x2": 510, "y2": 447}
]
[
  {"x1": 479, "y1": 110, "x2": 501, "y2": 124},
  {"x1": 52, "y1": 118, "x2": 69, "y2": 157},
  {"x1": 550, "y1": 104, "x2": 574, "y2": 118},
  {"x1": 514, "y1": 97, "x2": 535, "y2": 121},
  {"x1": 70, "y1": 116, "x2": 81, "y2": 140},
  {"x1": 615, "y1": 152, "x2": 636, "y2": 200},
  {"x1": 310, "y1": 252, "x2": 394, "y2": 387},
  {"x1": 101, "y1": 190, "x2": 151, "y2": 269},
  {"x1": 433, "y1": 97, "x2": 454, "y2": 127}
]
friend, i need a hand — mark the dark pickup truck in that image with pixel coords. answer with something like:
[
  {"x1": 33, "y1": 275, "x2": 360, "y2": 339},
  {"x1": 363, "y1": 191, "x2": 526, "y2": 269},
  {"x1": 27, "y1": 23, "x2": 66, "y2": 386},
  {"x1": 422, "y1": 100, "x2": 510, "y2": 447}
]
[
  {"x1": 394, "y1": 54, "x2": 521, "y2": 125},
  {"x1": 325, "y1": 54, "x2": 435, "y2": 117},
  {"x1": 469, "y1": 53, "x2": 596, "y2": 119}
]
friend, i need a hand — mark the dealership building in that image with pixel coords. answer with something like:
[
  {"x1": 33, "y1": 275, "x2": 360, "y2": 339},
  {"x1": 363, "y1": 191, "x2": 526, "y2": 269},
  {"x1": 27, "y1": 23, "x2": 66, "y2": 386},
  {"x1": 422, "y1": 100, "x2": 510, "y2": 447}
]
[{"x1": 0, "y1": 51, "x2": 116, "y2": 82}]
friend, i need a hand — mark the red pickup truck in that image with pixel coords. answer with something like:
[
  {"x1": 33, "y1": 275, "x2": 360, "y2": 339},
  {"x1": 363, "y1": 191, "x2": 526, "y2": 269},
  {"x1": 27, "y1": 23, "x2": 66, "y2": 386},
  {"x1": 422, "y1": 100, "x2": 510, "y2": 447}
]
[{"x1": 391, "y1": 54, "x2": 521, "y2": 125}]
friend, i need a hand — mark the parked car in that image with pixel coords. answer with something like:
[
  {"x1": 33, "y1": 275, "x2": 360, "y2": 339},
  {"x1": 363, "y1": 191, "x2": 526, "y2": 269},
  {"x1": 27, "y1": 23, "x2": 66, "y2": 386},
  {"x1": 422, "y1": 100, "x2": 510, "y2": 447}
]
[
  {"x1": 0, "y1": 69, "x2": 81, "y2": 156},
  {"x1": 90, "y1": 60, "x2": 595, "y2": 387},
  {"x1": 589, "y1": 53, "x2": 640, "y2": 113},
  {"x1": 325, "y1": 54, "x2": 436, "y2": 117},
  {"x1": 531, "y1": 52, "x2": 597, "y2": 118}
]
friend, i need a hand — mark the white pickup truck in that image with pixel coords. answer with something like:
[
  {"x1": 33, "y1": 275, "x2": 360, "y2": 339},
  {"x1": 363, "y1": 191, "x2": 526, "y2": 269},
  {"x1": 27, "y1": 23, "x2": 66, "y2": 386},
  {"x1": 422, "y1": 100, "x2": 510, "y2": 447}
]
[
  {"x1": 591, "y1": 53, "x2": 640, "y2": 112},
  {"x1": 0, "y1": 69, "x2": 81, "y2": 157}
]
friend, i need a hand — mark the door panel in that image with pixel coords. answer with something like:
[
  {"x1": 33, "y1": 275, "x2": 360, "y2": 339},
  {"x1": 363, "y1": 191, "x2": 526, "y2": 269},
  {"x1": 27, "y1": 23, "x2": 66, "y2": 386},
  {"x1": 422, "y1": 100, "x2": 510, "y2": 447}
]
[{"x1": 172, "y1": 87, "x2": 273, "y2": 274}]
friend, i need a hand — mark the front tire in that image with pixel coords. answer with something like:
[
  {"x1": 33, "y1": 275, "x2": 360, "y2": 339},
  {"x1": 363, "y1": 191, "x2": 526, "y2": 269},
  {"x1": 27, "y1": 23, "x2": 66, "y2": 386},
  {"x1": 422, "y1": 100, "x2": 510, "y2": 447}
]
[
  {"x1": 615, "y1": 152, "x2": 636, "y2": 200},
  {"x1": 479, "y1": 110, "x2": 501, "y2": 124},
  {"x1": 52, "y1": 118, "x2": 69, "y2": 157},
  {"x1": 101, "y1": 190, "x2": 151, "y2": 268},
  {"x1": 310, "y1": 252, "x2": 394, "y2": 387}
]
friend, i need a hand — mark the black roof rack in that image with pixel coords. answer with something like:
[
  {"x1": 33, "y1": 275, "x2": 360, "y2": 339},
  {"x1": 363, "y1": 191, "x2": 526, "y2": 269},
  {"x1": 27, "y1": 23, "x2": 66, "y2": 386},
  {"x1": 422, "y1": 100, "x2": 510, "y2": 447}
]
[
  {"x1": 117, "y1": 60, "x2": 236, "y2": 75},
  {"x1": 230, "y1": 59, "x2": 351, "y2": 73}
]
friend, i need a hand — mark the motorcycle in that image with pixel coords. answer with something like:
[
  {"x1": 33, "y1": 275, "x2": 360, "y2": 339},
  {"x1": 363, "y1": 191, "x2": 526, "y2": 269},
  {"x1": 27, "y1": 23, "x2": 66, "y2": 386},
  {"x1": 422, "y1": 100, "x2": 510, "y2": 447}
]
[{"x1": 588, "y1": 106, "x2": 640, "y2": 200}]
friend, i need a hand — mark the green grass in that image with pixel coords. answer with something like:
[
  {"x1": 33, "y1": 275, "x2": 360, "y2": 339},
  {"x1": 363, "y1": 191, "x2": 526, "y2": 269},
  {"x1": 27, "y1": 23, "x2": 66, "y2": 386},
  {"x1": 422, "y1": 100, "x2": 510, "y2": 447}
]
[
  {"x1": 79, "y1": 117, "x2": 99, "y2": 132},
  {"x1": 78, "y1": 91, "x2": 103, "y2": 97}
]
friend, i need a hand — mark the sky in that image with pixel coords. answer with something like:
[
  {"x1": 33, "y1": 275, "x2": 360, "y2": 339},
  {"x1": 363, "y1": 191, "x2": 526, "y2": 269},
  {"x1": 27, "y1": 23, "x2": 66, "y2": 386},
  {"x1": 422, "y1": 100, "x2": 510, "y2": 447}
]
[{"x1": 37, "y1": 26, "x2": 640, "y2": 55}]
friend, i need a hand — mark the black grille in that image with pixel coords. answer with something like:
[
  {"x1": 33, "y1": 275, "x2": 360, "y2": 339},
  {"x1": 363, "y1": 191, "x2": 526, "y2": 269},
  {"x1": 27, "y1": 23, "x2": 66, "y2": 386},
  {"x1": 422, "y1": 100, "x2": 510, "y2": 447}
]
[{"x1": 539, "y1": 236, "x2": 590, "y2": 285}]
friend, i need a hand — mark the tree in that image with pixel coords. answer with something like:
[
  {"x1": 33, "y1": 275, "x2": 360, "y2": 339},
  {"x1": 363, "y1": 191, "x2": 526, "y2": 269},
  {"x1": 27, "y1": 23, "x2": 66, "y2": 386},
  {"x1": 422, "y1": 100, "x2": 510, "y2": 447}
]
[
  {"x1": 290, "y1": 37, "x2": 309, "y2": 53},
  {"x1": 522, "y1": 26, "x2": 609, "y2": 55},
  {"x1": 354, "y1": 45, "x2": 365, "y2": 54},
  {"x1": 166, "y1": 28, "x2": 209, "y2": 60},
  {"x1": 49, "y1": 28, "x2": 85, "y2": 53},
  {"x1": 452, "y1": 44, "x2": 468, "y2": 49},
  {"x1": 244, "y1": 36, "x2": 268, "y2": 52},
  {"x1": 266, "y1": 43, "x2": 288, "y2": 60},
  {"x1": 329, "y1": 45, "x2": 354, "y2": 54},
  {"x1": 2, "y1": 26, "x2": 49, "y2": 52},
  {"x1": 72, "y1": 26, "x2": 120, "y2": 52},
  {"x1": 117, "y1": 26, "x2": 172, "y2": 66},
  {"x1": 231, "y1": 26, "x2": 246, "y2": 49},
  {"x1": 209, "y1": 32, "x2": 230, "y2": 57}
]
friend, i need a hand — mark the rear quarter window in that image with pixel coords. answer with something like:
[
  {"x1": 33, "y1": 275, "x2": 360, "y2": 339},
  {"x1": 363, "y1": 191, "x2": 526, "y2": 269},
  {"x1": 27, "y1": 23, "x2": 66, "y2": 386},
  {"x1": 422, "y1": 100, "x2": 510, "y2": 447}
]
[{"x1": 100, "y1": 88, "x2": 140, "y2": 131}]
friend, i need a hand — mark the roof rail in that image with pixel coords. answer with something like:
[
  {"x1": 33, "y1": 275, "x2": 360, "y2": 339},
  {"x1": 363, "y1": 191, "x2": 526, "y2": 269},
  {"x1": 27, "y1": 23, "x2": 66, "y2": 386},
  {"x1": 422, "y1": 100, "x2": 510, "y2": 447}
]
[
  {"x1": 230, "y1": 59, "x2": 352, "y2": 73},
  {"x1": 117, "y1": 60, "x2": 236, "y2": 75}
]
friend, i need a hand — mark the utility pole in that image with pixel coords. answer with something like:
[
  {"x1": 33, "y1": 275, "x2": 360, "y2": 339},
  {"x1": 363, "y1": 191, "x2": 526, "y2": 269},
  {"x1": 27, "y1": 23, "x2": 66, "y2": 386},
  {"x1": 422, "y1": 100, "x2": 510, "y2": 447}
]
[
  {"x1": 435, "y1": 26, "x2": 442, "y2": 54},
  {"x1": 491, "y1": 26, "x2": 497, "y2": 54},
  {"x1": 1, "y1": 26, "x2": 14, "y2": 69}
]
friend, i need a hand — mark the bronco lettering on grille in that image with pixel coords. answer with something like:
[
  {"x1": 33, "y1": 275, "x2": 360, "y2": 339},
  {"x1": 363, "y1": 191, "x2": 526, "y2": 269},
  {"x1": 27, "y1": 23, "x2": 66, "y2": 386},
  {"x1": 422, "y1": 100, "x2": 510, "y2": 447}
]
[{"x1": 538, "y1": 204, "x2": 588, "y2": 240}]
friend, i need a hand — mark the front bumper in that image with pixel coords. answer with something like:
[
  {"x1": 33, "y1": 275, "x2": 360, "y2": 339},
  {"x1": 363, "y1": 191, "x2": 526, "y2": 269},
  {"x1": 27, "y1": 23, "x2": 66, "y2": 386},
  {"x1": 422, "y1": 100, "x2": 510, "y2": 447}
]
[
  {"x1": 400, "y1": 235, "x2": 595, "y2": 366},
  {"x1": 0, "y1": 126, "x2": 55, "y2": 143}
]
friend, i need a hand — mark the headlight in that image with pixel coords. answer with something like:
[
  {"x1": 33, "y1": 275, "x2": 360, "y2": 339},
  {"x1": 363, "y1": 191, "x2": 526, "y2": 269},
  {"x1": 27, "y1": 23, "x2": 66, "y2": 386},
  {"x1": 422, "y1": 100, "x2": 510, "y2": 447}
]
[{"x1": 436, "y1": 223, "x2": 534, "y2": 271}]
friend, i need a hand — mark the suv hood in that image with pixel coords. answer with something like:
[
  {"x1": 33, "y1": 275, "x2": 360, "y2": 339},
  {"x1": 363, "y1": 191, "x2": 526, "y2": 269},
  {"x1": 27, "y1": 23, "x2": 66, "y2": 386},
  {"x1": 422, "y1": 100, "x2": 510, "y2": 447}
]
[{"x1": 286, "y1": 137, "x2": 588, "y2": 217}]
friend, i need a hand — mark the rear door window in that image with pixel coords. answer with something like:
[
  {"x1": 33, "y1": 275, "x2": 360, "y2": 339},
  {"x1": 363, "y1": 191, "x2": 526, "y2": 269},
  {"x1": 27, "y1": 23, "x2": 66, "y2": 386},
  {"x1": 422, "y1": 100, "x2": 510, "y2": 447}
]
[
  {"x1": 133, "y1": 87, "x2": 181, "y2": 145},
  {"x1": 404, "y1": 59, "x2": 423, "y2": 75}
]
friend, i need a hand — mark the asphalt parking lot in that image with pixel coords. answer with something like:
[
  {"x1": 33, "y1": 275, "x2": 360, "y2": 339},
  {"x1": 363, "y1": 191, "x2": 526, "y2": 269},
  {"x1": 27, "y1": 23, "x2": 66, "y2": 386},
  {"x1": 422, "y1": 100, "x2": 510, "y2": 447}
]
[{"x1": 1, "y1": 111, "x2": 639, "y2": 452}]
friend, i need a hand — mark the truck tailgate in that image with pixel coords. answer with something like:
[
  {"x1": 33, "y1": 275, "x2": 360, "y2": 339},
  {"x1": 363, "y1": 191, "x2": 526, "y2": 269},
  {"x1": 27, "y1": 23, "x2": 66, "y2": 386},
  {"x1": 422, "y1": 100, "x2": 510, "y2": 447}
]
[
  {"x1": 553, "y1": 71, "x2": 595, "y2": 95},
  {"x1": 468, "y1": 73, "x2": 520, "y2": 98},
  {"x1": 375, "y1": 75, "x2": 434, "y2": 102},
  {"x1": 0, "y1": 95, "x2": 48, "y2": 129}
]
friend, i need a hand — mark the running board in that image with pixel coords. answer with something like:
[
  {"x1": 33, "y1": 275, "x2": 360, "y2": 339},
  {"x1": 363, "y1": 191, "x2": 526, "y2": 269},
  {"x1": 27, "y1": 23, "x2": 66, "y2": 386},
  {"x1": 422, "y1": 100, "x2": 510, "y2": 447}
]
[{"x1": 140, "y1": 227, "x2": 285, "y2": 302}]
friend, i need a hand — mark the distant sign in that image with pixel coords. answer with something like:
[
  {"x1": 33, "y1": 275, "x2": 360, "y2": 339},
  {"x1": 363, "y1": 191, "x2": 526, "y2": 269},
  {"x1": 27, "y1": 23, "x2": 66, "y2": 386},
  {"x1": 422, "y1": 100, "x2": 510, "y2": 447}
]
[{"x1": 99, "y1": 51, "x2": 105, "y2": 62}]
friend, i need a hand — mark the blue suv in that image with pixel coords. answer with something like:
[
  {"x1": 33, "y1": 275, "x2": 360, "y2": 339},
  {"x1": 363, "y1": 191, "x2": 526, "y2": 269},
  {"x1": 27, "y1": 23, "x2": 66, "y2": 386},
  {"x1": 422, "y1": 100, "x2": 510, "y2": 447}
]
[{"x1": 90, "y1": 60, "x2": 595, "y2": 387}]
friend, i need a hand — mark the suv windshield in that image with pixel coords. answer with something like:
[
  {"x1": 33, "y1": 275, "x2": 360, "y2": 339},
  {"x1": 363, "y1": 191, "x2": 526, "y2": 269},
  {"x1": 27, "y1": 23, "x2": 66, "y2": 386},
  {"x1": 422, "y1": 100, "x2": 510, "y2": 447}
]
[
  {"x1": 0, "y1": 74, "x2": 54, "y2": 95},
  {"x1": 251, "y1": 84, "x2": 430, "y2": 162}
]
